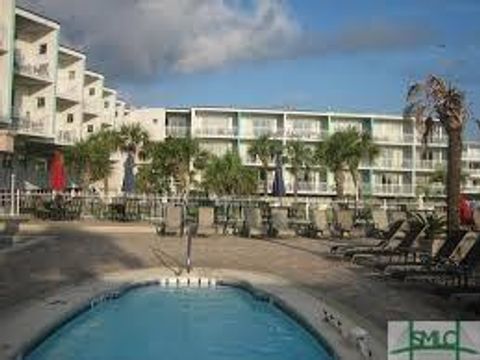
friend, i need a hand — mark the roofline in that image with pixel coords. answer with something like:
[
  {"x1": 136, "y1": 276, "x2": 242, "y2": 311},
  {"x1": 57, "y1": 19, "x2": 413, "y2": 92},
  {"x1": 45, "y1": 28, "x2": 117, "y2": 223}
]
[
  {"x1": 59, "y1": 46, "x2": 86, "y2": 60},
  {"x1": 84, "y1": 70, "x2": 104, "y2": 80},
  {"x1": 103, "y1": 87, "x2": 117, "y2": 96},
  {"x1": 174, "y1": 106, "x2": 405, "y2": 120},
  {"x1": 15, "y1": 6, "x2": 61, "y2": 30}
]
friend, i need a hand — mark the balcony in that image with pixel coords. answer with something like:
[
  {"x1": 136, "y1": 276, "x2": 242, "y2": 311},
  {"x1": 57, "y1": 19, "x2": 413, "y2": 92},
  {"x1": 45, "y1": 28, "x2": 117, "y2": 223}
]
[
  {"x1": 284, "y1": 128, "x2": 325, "y2": 141},
  {"x1": 83, "y1": 100, "x2": 101, "y2": 117},
  {"x1": 11, "y1": 116, "x2": 49, "y2": 137},
  {"x1": 373, "y1": 133, "x2": 414, "y2": 144},
  {"x1": 56, "y1": 130, "x2": 79, "y2": 145},
  {"x1": 372, "y1": 158, "x2": 413, "y2": 170},
  {"x1": 416, "y1": 159, "x2": 444, "y2": 171},
  {"x1": 194, "y1": 126, "x2": 237, "y2": 138},
  {"x1": 166, "y1": 126, "x2": 189, "y2": 138},
  {"x1": 57, "y1": 85, "x2": 81, "y2": 104},
  {"x1": 286, "y1": 181, "x2": 331, "y2": 194},
  {"x1": 422, "y1": 135, "x2": 448, "y2": 146},
  {"x1": 0, "y1": 26, "x2": 8, "y2": 54},
  {"x1": 14, "y1": 50, "x2": 52, "y2": 84},
  {"x1": 370, "y1": 184, "x2": 414, "y2": 196},
  {"x1": 242, "y1": 127, "x2": 281, "y2": 138}
]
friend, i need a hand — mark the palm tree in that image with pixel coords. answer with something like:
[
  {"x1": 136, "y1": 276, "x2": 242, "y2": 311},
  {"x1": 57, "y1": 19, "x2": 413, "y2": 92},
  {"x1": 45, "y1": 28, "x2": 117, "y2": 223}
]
[
  {"x1": 202, "y1": 151, "x2": 258, "y2": 196},
  {"x1": 404, "y1": 75, "x2": 468, "y2": 238},
  {"x1": 247, "y1": 135, "x2": 281, "y2": 196},
  {"x1": 161, "y1": 137, "x2": 210, "y2": 196},
  {"x1": 286, "y1": 140, "x2": 314, "y2": 199},
  {"x1": 116, "y1": 123, "x2": 150, "y2": 157},
  {"x1": 316, "y1": 128, "x2": 378, "y2": 200}
]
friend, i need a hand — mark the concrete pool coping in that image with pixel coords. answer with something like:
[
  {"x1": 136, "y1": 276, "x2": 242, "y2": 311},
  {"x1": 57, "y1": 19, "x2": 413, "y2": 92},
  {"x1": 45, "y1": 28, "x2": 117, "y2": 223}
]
[{"x1": 0, "y1": 268, "x2": 386, "y2": 360}]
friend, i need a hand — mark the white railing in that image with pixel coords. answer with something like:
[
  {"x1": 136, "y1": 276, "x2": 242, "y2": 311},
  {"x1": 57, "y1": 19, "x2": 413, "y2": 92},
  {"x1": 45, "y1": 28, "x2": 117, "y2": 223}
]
[
  {"x1": 11, "y1": 116, "x2": 48, "y2": 135},
  {"x1": 166, "y1": 126, "x2": 189, "y2": 137},
  {"x1": 83, "y1": 100, "x2": 101, "y2": 115},
  {"x1": 284, "y1": 128, "x2": 325, "y2": 140},
  {"x1": 57, "y1": 85, "x2": 81, "y2": 102},
  {"x1": 14, "y1": 50, "x2": 51, "y2": 81},
  {"x1": 193, "y1": 127, "x2": 237, "y2": 137},
  {"x1": 462, "y1": 186, "x2": 480, "y2": 194},
  {"x1": 416, "y1": 159, "x2": 444, "y2": 170},
  {"x1": 242, "y1": 127, "x2": 280, "y2": 138},
  {"x1": 57, "y1": 130, "x2": 79, "y2": 144},
  {"x1": 371, "y1": 184, "x2": 413, "y2": 195},
  {"x1": 286, "y1": 181, "x2": 330, "y2": 193},
  {"x1": 0, "y1": 25, "x2": 8, "y2": 52},
  {"x1": 373, "y1": 133, "x2": 414, "y2": 143},
  {"x1": 373, "y1": 158, "x2": 413, "y2": 169}
]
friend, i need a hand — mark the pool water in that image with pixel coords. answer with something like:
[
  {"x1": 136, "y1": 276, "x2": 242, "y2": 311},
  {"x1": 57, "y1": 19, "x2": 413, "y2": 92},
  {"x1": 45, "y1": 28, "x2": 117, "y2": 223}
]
[{"x1": 26, "y1": 286, "x2": 333, "y2": 360}]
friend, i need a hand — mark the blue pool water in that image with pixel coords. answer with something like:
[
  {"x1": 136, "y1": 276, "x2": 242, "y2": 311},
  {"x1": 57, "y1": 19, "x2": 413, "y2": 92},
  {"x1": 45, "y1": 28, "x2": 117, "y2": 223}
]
[{"x1": 26, "y1": 286, "x2": 333, "y2": 360}]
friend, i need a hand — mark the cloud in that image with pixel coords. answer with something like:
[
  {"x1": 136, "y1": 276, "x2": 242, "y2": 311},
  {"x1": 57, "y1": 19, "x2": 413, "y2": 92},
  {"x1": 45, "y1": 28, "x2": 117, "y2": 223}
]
[{"x1": 19, "y1": 0, "x2": 436, "y2": 83}]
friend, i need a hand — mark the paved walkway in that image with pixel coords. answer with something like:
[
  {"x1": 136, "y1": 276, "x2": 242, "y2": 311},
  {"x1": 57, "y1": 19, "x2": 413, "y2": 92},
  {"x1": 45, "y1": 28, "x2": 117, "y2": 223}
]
[{"x1": 0, "y1": 222, "x2": 476, "y2": 354}]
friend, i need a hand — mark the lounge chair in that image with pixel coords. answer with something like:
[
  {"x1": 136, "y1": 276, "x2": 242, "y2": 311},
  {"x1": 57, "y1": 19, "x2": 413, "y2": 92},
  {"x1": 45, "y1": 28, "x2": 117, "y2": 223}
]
[
  {"x1": 243, "y1": 207, "x2": 266, "y2": 238},
  {"x1": 197, "y1": 207, "x2": 217, "y2": 236},
  {"x1": 309, "y1": 208, "x2": 330, "y2": 238},
  {"x1": 270, "y1": 208, "x2": 296, "y2": 238},
  {"x1": 349, "y1": 216, "x2": 427, "y2": 264},
  {"x1": 402, "y1": 232, "x2": 480, "y2": 287},
  {"x1": 158, "y1": 205, "x2": 183, "y2": 235},
  {"x1": 334, "y1": 209, "x2": 354, "y2": 238},
  {"x1": 384, "y1": 230, "x2": 469, "y2": 277}
]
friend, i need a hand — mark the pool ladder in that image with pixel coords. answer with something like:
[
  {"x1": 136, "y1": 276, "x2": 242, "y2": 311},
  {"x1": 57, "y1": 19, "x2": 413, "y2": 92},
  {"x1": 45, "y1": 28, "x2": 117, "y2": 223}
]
[{"x1": 159, "y1": 277, "x2": 217, "y2": 288}]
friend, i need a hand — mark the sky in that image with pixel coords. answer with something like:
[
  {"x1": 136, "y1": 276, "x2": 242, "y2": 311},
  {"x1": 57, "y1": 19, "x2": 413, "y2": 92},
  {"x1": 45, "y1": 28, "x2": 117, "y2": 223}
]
[{"x1": 19, "y1": 0, "x2": 480, "y2": 137}]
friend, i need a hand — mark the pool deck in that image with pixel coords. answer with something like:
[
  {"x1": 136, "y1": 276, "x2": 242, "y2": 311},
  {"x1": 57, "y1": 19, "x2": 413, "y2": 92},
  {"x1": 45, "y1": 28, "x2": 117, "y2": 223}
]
[{"x1": 0, "y1": 221, "x2": 477, "y2": 359}]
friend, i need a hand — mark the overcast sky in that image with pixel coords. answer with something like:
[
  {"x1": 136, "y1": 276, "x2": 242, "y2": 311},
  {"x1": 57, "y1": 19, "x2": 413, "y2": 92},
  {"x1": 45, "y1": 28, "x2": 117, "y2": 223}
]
[{"x1": 18, "y1": 0, "x2": 480, "y2": 136}]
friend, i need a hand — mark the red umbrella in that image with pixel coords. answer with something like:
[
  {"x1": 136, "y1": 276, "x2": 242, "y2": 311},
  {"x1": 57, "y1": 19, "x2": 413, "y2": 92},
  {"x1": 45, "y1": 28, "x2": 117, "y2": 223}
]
[
  {"x1": 459, "y1": 194, "x2": 473, "y2": 226},
  {"x1": 49, "y1": 150, "x2": 67, "y2": 192}
]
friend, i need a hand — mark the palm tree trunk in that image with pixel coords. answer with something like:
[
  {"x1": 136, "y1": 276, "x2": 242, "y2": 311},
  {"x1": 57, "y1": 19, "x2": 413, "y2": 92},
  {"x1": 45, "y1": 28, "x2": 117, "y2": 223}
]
[
  {"x1": 263, "y1": 168, "x2": 268, "y2": 196},
  {"x1": 334, "y1": 169, "x2": 345, "y2": 199},
  {"x1": 293, "y1": 172, "x2": 298, "y2": 200},
  {"x1": 446, "y1": 130, "x2": 462, "y2": 239}
]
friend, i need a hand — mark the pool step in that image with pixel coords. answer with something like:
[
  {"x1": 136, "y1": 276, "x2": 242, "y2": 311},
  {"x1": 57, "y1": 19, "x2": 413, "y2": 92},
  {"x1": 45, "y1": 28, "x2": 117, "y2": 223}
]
[{"x1": 159, "y1": 277, "x2": 217, "y2": 288}]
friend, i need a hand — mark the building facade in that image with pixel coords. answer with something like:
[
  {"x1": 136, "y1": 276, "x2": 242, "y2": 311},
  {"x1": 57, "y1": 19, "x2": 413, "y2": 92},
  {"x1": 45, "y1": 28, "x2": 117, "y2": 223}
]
[{"x1": 0, "y1": 0, "x2": 480, "y2": 200}]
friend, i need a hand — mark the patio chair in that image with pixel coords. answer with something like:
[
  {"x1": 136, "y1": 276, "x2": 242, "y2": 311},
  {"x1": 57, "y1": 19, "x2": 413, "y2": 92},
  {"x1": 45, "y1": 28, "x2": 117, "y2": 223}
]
[
  {"x1": 334, "y1": 209, "x2": 354, "y2": 238},
  {"x1": 157, "y1": 205, "x2": 183, "y2": 236},
  {"x1": 270, "y1": 208, "x2": 296, "y2": 238},
  {"x1": 197, "y1": 207, "x2": 217, "y2": 236},
  {"x1": 401, "y1": 232, "x2": 480, "y2": 288},
  {"x1": 348, "y1": 216, "x2": 427, "y2": 262},
  {"x1": 384, "y1": 230, "x2": 469, "y2": 278},
  {"x1": 309, "y1": 208, "x2": 330, "y2": 238},
  {"x1": 243, "y1": 207, "x2": 266, "y2": 238}
]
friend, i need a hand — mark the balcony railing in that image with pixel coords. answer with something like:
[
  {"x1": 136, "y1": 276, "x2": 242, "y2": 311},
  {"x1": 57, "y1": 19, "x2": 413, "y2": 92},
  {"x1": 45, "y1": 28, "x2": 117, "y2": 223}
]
[
  {"x1": 371, "y1": 184, "x2": 414, "y2": 195},
  {"x1": 83, "y1": 100, "x2": 101, "y2": 115},
  {"x1": 57, "y1": 85, "x2": 81, "y2": 102},
  {"x1": 14, "y1": 50, "x2": 51, "y2": 81},
  {"x1": 11, "y1": 116, "x2": 48, "y2": 136},
  {"x1": 284, "y1": 128, "x2": 325, "y2": 140},
  {"x1": 194, "y1": 127, "x2": 237, "y2": 137},
  {"x1": 0, "y1": 26, "x2": 8, "y2": 53},
  {"x1": 166, "y1": 126, "x2": 189, "y2": 137},
  {"x1": 286, "y1": 181, "x2": 330, "y2": 193},
  {"x1": 242, "y1": 127, "x2": 281, "y2": 138},
  {"x1": 416, "y1": 160, "x2": 444, "y2": 170},
  {"x1": 57, "y1": 130, "x2": 79, "y2": 144},
  {"x1": 373, "y1": 158, "x2": 413, "y2": 169},
  {"x1": 373, "y1": 133, "x2": 414, "y2": 143}
]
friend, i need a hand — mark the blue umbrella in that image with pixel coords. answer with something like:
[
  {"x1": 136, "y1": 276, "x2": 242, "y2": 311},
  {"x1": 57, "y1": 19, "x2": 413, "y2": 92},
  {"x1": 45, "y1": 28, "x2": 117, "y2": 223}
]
[
  {"x1": 272, "y1": 152, "x2": 286, "y2": 197},
  {"x1": 121, "y1": 152, "x2": 135, "y2": 193}
]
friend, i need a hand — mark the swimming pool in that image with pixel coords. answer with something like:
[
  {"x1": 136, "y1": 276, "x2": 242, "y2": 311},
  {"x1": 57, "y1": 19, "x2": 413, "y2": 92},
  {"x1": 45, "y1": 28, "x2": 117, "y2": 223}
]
[{"x1": 25, "y1": 285, "x2": 334, "y2": 360}]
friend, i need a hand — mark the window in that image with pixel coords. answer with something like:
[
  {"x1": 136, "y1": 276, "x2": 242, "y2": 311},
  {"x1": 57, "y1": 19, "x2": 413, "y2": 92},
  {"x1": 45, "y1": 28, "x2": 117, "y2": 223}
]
[
  {"x1": 152, "y1": 118, "x2": 158, "y2": 124},
  {"x1": 89, "y1": 87, "x2": 96, "y2": 96},
  {"x1": 39, "y1": 43, "x2": 48, "y2": 55},
  {"x1": 37, "y1": 97, "x2": 46, "y2": 108},
  {"x1": 115, "y1": 111, "x2": 118, "y2": 117},
  {"x1": 67, "y1": 113, "x2": 74, "y2": 123},
  {"x1": 87, "y1": 125, "x2": 94, "y2": 133},
  {"x1": 68, "y1": 70, "x2": 75, "y2": 80},
  {"x1": 104, "y1": 101, "x2": 109, "y2": 109}
]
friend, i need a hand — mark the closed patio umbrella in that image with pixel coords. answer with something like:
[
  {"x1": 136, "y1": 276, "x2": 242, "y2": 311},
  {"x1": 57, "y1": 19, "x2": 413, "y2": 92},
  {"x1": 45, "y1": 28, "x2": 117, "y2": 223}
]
[
  {"x1": 121, "y1": 152, "x2": 136, "y2": 194},
  {"x1": 49, "y1": 150, "x2": 67, "y2": 192},
  {"x1": 272, "y1": 152, "x2": 286, "y2": 197}
]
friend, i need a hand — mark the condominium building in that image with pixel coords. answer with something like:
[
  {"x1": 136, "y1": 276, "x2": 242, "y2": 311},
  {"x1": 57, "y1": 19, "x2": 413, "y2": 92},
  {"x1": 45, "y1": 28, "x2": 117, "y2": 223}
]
[
  {"x1": 149, "y1": 106, "x2": 480, "y2": 198},
  {"x1": 56, "y1": 46, "x2": 85, "y2": 145}
]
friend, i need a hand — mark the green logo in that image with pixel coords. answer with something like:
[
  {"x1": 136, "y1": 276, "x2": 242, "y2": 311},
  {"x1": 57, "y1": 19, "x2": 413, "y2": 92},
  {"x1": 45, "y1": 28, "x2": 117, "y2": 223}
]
[{"x1": 389, "y1": 321, "x2": 480, "y2": 360}]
